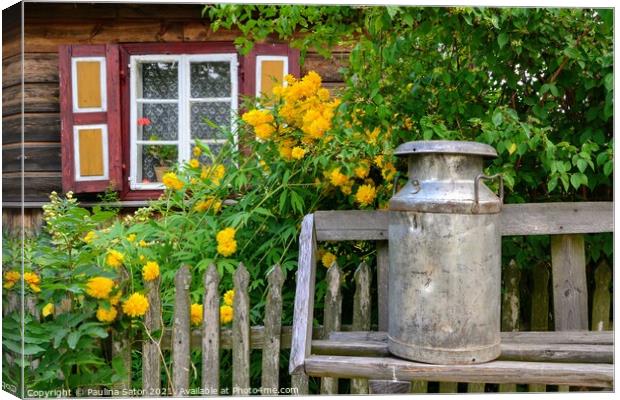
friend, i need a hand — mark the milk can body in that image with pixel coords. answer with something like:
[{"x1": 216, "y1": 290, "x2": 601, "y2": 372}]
[{"x1": 388, "y1": 141, "x2": 503, "y2": 364}]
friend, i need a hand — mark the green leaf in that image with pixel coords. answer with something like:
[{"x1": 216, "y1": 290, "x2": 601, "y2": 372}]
[
  {"x1": 570, "y1": 172, "x2": 587, "y2": 189},
  {"x1": 492, "y1": 110, "x2": 503, "y2": 127},
  {"x1": 497, "y1": 33, "x2": 508, "y2": 48},
  {"x1": 604, "y1": 73, "x2": 613, "y2": 91},
  {"x1": 604, "y1": 161, "x2": 613, "y2": 176},
  {"x1": 547, "y1": 176, "x2": 558, "y2": 192},
  {"x1": 67, "y1": 331, "x2": 81, "y2": 350},
  {"x1": 576, "y1": 159, "x2": 588, "y2": 173}
]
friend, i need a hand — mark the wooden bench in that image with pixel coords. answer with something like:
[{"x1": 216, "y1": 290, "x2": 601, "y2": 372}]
[{"x1": 289, "y1": 202, "x2": 614, "y2": 393}]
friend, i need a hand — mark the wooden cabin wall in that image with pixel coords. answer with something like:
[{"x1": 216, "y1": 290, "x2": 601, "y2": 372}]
[{"x1": 2, "y1": 2, "x2": 348, "y2": 206}]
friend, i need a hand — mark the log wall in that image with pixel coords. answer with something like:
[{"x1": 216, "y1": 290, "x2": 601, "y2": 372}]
[{"x1": 2, "y1": 2, "x2": 347, "y2": 203}]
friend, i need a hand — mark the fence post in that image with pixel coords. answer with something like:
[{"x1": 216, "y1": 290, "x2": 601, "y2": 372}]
[
  {"x1": 233, "y1": 263, "x2": 251, "y2": 394},
  {"x1": 320, "y1": 262, "x2": 342, "y2": 395},
  {"x1": 351, "y1": 262, "x2": 370, "y2": 394},
  {"x1": 143, "y1": 274, "x2": 162, "y2": 396},
  {"x1": 551, "y1": 234, "x2": 588, "y2": 392},
  {"x1": 591, "y1": 260, "x2": 611, "y2": 332},
  {"x1": 172, "y1": 265, "x2": 191, "y2": 396},
  {"x1": 529, "y1": 262, "x2": 550, "y2": 393},
  {"x1": 202, "y1": 265, "x2": 220, "y2": 394},
  {"x1": 498, "y1": 259, "x2": 520, "y2": 393},
  {"x1": 261, "y1": 264, "x2": 285, "y2": 395}
]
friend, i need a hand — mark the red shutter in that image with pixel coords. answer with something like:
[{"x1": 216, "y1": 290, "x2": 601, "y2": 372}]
[
  {"x1": 59, "y1": 44, "x2": 122, "y2": 193},
  {"x1": 242, "y1": 43, "x2": 300, "y2": 98}
]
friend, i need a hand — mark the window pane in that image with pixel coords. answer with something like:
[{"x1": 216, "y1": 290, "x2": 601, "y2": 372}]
[
  {"x1": 190, "y1": 62, "x2": 231, "y2": 98},
  {"x1": 140, "y1": 62, "x2": 178, "y2": 99},
  {"x1": 191, "y1": 102, "x2": 230, "y2": 140},
  {"x1": 137, "y1": 144, "x2": 178, "y2": 183},
  {"x1": 190, "y1": 143, "x2": 224, "y2": 164},
  {"x1": 138, "y1": 103, "x2": 178, "y2": 140}
]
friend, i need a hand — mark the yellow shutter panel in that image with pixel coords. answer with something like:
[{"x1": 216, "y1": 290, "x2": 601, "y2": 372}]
[
  {"x1": 260, "y1": 59, "x2": 285, "y2": 97},
  {"x1": 75, "y1": 60, "x2": 103, "y2": 109},
  {"x1": 75, "y1": 126, "x2": 106, "y2": 178}
]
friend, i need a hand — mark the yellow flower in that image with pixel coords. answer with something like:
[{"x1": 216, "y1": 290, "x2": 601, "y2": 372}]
[
  {"x1": 223, "y1": 289, "x2": 235, "y2": 306},
  {"x1": 162, "y1": 172, "x2": 184, "y2": 190},
  {"x1": 96, "y1": 306, "x2": 118, "y2": 323},
  {"x1": 139, "y1": 240, "x2": 148, "y2": 248},
  {"x1": 201, "y1": 164, "x2": 226, "y2": 185},
  {"x1": 216, "y1": 227, "x2": 237, "y2": 257},
  {"x1": 42, "y1": 303, "x2": 54, "y2": 317},
  {"x1": 122, "y1": 293, "x2": 149, "y2": 318},
  {"x1": 30, "y1": 284, "x2": 41, "y2": 293},
  {"x1": 106, "y1": 249, "x2": 124, "y2": 268},
  {"x1": 355, "y1": 184, "x2": 377, "y2": 207},
  {"x1": 191, "y1": 303, "x2": 203, "y2": 326},
  {"x1": 329, "y1": 168, "x2": 348, "y2": 187},
  {"x1": 194, "y1": 197, "x2": 222, "y2": 213},
  {"x1": 381, "y1": 162, "x2": 397, "y2": 182},
  {"x1": 3, "y1": 271, "x2": 20, "y2": 289},
  {"x1": 24, "y1": 272, "x2": 40, "y2": 286},
  {"x1": 255, "y1": 123, "x2": 276, "y2": 140},
  {"x1": 340, "y1": 182, "x2": 353, "y2": 195},
  {"x1": 86, "y1": 277, "x2": 115, "y2": 299},
  {"x1": 366, "y1": 127, "x2": 380, "y2": 144},
  {"x1": 322, "y1": 252, "x2": 336, "y2": 268},
  {"x1": 126, "y1": 233, "x2": 136, "y2": 242},
  {"x1": 291, "y1": 146, "x2": 306, "y2": 160},
  {"x1": 242, "y1": 109, "x2": 274, "y2": 127},
  {"x1": 193, "y1": 146, "x2": 202, "y2": 157},
  {"x1": 354, "y1": 163, "x2": 370, "y2": 179},
  {"x1": 279, "y1": 144, "x2": 293, "y2": 160},
  {"x1": 142, "y1": 261, "x2": 160, "y2": 281},
  {"x1": 83, "y1": 230, "x2": 97, "y2": 244},
  {"x1": 220, "y1": 305, "x2": 233, "y2": 324},
  {"x1": 189, "y1": 159, "x2": 200, "y2": 169},
  {"x1": 374, "y1": 155, "x2": 384, "y2": 168},
  {"x1": 110, "y1": 291, "x2": 122, "y2": 306}
]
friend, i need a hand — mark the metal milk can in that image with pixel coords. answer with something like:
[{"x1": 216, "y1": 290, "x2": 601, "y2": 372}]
[{"x1": 388, "y1": 140, "x2": 503, "y2": 364}]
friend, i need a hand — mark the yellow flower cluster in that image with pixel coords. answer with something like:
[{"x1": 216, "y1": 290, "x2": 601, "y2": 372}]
[
  {"x1": 162, "y1": 172, "x2": 184, "y2": 190},
  {"x1": 291, "y1": 146, "x2": 306, "y2": 160},
  {"x1": 42, "y1": 303, "x2": 54, "y2": 317},
  {"x1": 355, "y1": 184, "x2": 377, "y2": 207},
  {"x1": 83, "y1": 230, "x2": 97, "y2": 244},
  {"x1": 223, "y1": 289, "x2": 235, "y2": 306},
  {"x1": 122, "y1": 293, "x2": 149, "y2": 318},
  {"x1": 220, "y1": 305, "x2": 233, "y2": 324},
  {"x1": 3, "y1": 271, "x2": 20, "y2": 289},
  {"x1": 189, "y1": 158, "x2": 200, "y2": 169},
  {"x1": 194, "y1": 197, "x2": 222, "y2": 213},
  {"x1": 86, "y1": 277, "x2": 115, "y2": 299},
  {"x1": 193, "y1": 146, "x2": 202, "y2": 157},
  {"x1": 242, "y1": 109, "x2": 276, "y2": 140},
  {"x1": 24, "y1": 272, "x2": 41, "y2": 293},
  {"x1": 106, "y1": 249, "x2": 124, "y2": 269},
  {"x1": 127, "y1": 233, "x2": 136, "y2": 242},
  {"x1": 321, "y1": 252, "x2": 336, "y2": 269},
  {"x1": 201, "y1": 164, "x2": 226, "y2": 185},
  {"x1": 216, "y1": 227, "x2": 237, "y2": 257},
  {"x1": 96, "y1": 306, "x2": 118, "y2": 323},
  {"x1": 191, "y1": 303, "x2": 203, "y2": 326},
  {"x1": 142, "y1": 261, "x2": 160, "y2": 281}
]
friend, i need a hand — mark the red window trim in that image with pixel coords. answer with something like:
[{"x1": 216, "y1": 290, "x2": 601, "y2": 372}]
[{"x1": 117, "y1": 41, "x2": 299, "y2": 201}]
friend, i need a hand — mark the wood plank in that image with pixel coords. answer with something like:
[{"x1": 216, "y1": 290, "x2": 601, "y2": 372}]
[
  {"x1": 301, "y1": 52, "x2": 348, "y2": 82},
  {"x1": 551, "y1": 234, "x2": 588, "y2": 331},
  {"x1": 142, "y1": 275, "x2": 162, "y2": 394},
  {"x1": 172, "y1": 265, "x2": 191, "y2": 396},
  {"x1": 529, "y1": 262, "x2": 550, "y2": 393},
  {"x1": 591, "y1": 260, "x2": 612, "y2": 332},
  {"x1": 3, "y1": 113, "x2": 61, "y2": 144},
  {"x1": 289, "y1": 214, "x2": 317, "y2": 384},
  {"x1": 320, "y1": 262, "x2": 342, "y2": 395},
  {"x1": 2, "y1": 173, "x2": 62, "y2": 202},
  {"x1": 3, "y1": 24, "x2": 21, "y2": 60},
  {"x1": 261, "y1": 265, "x2": 284, "y2": 394},
  {"x1": 313, "y1": 203, "x2": 613, "y2": 241},
  {"x1": 24, "y1": 3, "x2": 118, "y2": 20},
  {"x1": 3, "y1": 53, "x2": 59, "y2": 88},
  {"x1": 2, "y1": 143, "x2": 61, "y2": 172},
  {"x1": 351, "y1": 262, "x2": 371, "y2": 394},
  {"x1": 311, "y1": 339, "x2": 613, "y2": 364},
  {"x1": 368, "y1": 380, "x2": 411, "y2": 394},
  {"x1": 3, "y1": 83, "x2": 59, "y2": 116},
  {"x1": 202, "y1": 265, "x2": 220, "y2": 394},
  {"x1": 232, "y1": 263, "x2": 251, "y2": 392},
  {"x1": 376, "y1": 242, "x2": 389, "y2": 332},
  {"x1": 328, "y1": 330, "x2": 613, "y2": 345},
  {"x1": 304, "y1": 356, "x2": 614, "y2": 388},
  {"x1": 500, "y1": 259, "x2": 520, "y2": 391},
  {"x1": 23, "y1": 21, "x2": 185, "y2": 53},
  {"x1": 182, "y1": 22, "x2": 242, "y2": 42}
]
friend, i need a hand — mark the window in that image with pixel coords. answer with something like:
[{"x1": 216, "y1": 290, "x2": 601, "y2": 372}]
[
  {"x1": 59, "y1": 42, "x2": 299, "y2": 199},
  {"x1": 129, "y1": 54, "x2": 238, "y2": 190}
]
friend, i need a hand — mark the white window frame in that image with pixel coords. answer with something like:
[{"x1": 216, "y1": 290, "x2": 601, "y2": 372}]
[
  {"x1": 71, "y1": 57, "x2": 107, "y2": 113},
  {"x1": 129, "y1": 54, "x2": 238, "y2": 190},
  {"x1": 73, "y1": 123, "x2": 109, "y2": 181},
  {"x1": 255, "y1": 55, "x2": 289, "y2": 98}
]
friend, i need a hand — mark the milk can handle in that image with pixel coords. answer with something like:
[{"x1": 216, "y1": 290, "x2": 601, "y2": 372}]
[{"x1": 474, "y1": 173, "x2": 504, "y2": 205}]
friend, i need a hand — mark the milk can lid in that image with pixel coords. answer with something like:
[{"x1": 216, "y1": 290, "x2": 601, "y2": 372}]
[{"x1": 394, "y1": 140, "x2": 497, "y2": 158}]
